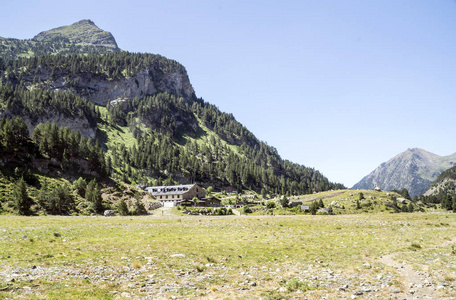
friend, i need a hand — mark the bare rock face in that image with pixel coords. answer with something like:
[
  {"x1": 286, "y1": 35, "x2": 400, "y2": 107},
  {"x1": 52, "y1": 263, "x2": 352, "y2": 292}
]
[
  {"x1": 21, "y1": 68, "x2": 194, "y2": 106},
  {"x1": 76, "y1": 69, "x2": 194, "y2": 106}
]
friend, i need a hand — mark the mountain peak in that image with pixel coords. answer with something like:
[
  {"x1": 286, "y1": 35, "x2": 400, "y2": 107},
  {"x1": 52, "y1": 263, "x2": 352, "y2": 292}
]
[
  {"x1": 74, "y1": 19, "x2": 95, "y2": 26},
  {"x1": 32, "y1": 19, "x2": 119, "y2": 50},
  {"x1": 353, "y1": 148, "x2": 456, "y2": 197}
]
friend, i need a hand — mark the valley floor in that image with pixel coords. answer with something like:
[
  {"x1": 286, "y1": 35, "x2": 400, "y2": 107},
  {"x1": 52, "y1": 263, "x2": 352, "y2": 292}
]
[{"x1": 0, "y1": 212, "x2": 456, "y2": 299}]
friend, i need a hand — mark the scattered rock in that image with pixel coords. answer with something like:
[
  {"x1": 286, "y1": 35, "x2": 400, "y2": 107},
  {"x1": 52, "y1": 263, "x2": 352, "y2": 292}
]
[
  {"x1": 170, "y1": 254, "x2": 186, "y2": 258},
  {"x1": 353, "y1": 291, "x2": 363, "y2": 296}
]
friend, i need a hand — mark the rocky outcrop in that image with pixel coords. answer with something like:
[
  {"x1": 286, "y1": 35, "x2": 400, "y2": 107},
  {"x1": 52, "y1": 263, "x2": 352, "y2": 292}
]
[
  {"x1": 20, "y1": 68, "x2": 194, "y2": 106},
  {"x1": 0, "y1": 109, "x2": 96, "y2": 139},
  {"x1": 24, "y1": 113, "x2": 96, "y2": 139},
  {"x1": 353, "y1": 148, "x2": 456, "y2": 197},
  {"x1": 33, "y1": 19, "x2": 119, "y2": 51}
]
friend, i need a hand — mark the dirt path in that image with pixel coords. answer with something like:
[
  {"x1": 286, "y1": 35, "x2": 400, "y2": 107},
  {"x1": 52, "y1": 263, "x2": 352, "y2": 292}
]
[
  {"x1": 301, "y1": 190, "x2": 346, "y2": 203},
  {"x1": 231, "y1": 209, "x2": 242, "y2": 216},
  {"x1": 379, "y1": 254, "x2": 437, "y2": 299},
  {"x1": 378, "y1": 237, "x2": 456, "y2": 299},
  {"x1": 150, "y1": 207, "x2": 174, "y2": 218}
]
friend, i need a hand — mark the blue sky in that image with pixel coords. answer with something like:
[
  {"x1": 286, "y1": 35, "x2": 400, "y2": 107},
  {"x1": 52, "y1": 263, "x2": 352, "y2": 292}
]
[{"x1": 2, "y1": 0, "x2": 456, "y2": 187}]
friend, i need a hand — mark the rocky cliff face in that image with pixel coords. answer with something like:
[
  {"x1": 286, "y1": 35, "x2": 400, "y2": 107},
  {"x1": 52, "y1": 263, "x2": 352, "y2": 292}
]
[
  {"x1": 20, "y1": 67, "x2": 195, "y2": 106},
  {"x1": 353, "y1": 148, "x2": 456, "y2": 197},
  {"x1": 33, "y1": 19, "x2": 119, "y2": 50}
]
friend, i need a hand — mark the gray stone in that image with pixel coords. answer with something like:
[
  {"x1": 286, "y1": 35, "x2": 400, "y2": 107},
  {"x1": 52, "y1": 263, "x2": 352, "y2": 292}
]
[
  {"x1": 104, "y1": 210, "x2": 116, "y2": 217},
  {"x1": 170, "y1": 254, "x2": 186, "y2": 258}
]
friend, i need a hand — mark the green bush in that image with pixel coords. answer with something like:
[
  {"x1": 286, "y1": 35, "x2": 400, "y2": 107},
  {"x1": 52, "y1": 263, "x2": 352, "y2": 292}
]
[
  {"x1": 242, "y1": 206, "x2": 252, "y2": 214},
  {"x1": 266, "y1": 201, "x2": 276, "y2": 209}
]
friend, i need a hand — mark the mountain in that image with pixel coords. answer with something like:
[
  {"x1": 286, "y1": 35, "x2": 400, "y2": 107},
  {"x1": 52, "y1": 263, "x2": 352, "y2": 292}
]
[
  {"x1": 422, "y1": 165, "x2": 456, "y2": 197},
  {"x1": 0, "y1": 20, "x2": 344, "y2": 215},
  {"x1": 0, "y1": 20, "x2": 119, "y2": 59},
  {"x1": 353, "y1": 148, "x2": 456, "y2": 197},
  {"x1": 33, "y1": 19, "x2": 119, "y2": 50}
]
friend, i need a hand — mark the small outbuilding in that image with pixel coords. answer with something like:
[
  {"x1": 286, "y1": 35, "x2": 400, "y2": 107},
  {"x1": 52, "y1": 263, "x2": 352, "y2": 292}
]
[
  {"x1": 289, "y1": 200, "x2": 303, "y2": 207},
  {"x1": 301, "y1": 205, "x2": 310, "y2": 212}
]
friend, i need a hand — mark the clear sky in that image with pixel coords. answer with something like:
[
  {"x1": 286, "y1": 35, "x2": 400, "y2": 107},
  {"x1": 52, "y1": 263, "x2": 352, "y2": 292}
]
[{"x1": 2, "y1": 0, "x2": 456, "y2": 187}]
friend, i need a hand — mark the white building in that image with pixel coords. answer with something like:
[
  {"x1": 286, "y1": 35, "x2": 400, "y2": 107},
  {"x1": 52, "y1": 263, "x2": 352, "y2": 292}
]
[{"x1": 145, "y1": 184, "x2": 205, "y2": 207}]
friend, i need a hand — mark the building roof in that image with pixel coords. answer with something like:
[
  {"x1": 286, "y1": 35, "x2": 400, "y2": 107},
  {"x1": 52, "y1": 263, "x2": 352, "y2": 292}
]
[{"x1": 146, "y1": 184, "x2": 197, "y2": 196}]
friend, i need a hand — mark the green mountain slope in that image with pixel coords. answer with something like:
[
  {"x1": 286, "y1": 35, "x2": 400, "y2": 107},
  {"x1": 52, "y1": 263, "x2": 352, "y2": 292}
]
[
  {"x1": 419, "y1": 165, "x2": 456, "y2": 202},
  {"x1": 0, "y1": 20, "x2": 344, "y2": 215}
]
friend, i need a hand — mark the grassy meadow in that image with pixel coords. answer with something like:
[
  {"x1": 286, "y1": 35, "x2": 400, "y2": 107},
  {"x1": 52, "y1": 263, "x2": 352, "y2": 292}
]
[{"x1": 1, "y1": 212, "x2": 456, "y2": 299}]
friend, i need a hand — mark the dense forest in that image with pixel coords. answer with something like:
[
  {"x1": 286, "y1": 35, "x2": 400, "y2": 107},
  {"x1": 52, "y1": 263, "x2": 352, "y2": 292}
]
[
  {"x1": 0, "y1": 84, "x2": 99, "y2": 126},
  {"x1": 0, "y1": 51, "x2": 186, "y2": 82}
]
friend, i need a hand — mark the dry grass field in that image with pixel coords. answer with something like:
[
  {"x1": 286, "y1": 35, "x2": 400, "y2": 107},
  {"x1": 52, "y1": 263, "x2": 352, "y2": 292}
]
[{"x1": 1, "y1": 211, "x2": 456, "y2": 299}]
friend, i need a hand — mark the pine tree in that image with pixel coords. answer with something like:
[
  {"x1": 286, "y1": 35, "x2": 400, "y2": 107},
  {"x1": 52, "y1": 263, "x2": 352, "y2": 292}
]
[
  {"x1": 86, "y1": 179, "x2": 103, "y2": 214},
  {"x1": 310, "y1": 201, "x2": 317, "y2": 215},
  {"x1": 47, "y1": 183, "x2": 73, "y2": 215},
  {"x1": 13, "y1": 177, "x2": 32, "y2": 215},
  {"x1": 73, "y1": 177, "x2": 87, "y2": 196},
  {"x1": 117, "y1": 198, "x2": 129, "y2": 216},
  {"x1": 447, "y1": 194, "x2": 454, "y2": 211},
  {"x1": 132, "y1": 199, "x2": 147, "y2": 215},
  {"x1": 408, "y1": 202, "x2": 414, "y2": 213},
  {"x1": 453, "y1": 195, "x2": 456, "y2": 213}
]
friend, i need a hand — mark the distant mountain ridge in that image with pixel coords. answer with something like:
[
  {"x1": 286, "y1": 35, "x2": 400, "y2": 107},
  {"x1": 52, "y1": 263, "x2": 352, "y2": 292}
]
[
  {"x1": 353, "y1": 148, "x2": 456, "y2": 197},
  {"x1": 33, "y1": 19, "x2": 119, "y2": 50}
]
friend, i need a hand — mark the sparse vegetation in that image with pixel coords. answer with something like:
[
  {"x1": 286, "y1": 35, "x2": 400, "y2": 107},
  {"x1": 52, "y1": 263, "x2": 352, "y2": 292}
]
[{"x1": 1, "y1": 213, "x2": 455, "y2": 299}]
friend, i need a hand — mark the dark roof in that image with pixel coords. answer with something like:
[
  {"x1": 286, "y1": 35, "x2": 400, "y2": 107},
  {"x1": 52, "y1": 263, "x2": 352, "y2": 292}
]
[{"x1": 145, "y1": 184, "x2": 196, "y2": 196}]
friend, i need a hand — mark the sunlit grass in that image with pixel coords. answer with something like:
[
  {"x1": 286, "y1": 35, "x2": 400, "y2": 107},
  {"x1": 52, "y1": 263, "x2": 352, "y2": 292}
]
[{"x1": 1, "y1": 213, "x2": 455, "y2": 299}]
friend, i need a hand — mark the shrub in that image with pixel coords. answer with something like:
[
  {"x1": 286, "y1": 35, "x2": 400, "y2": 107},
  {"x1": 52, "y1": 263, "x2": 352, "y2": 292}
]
[
  {"x1": 410, "y1": 243, "x2": 422, "y2": 250},
  {"x1": 132, "y1": 199, "x2": 147, "y2": 215},
  {"x1": 242, "y1": 206, "x2": 252, "y2": 214},
  {"x1": 266, "y1": 201, "x2": 276, "y2": 209}
]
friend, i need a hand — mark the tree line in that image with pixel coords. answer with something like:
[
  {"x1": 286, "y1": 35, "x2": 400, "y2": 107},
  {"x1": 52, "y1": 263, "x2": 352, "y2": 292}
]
[
  {"x1": 0, "y1": 36, "x2": 118, "y2": 60},
  {"x1": 1, "y1": 51, "x2": 186, "y2": 82}
]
